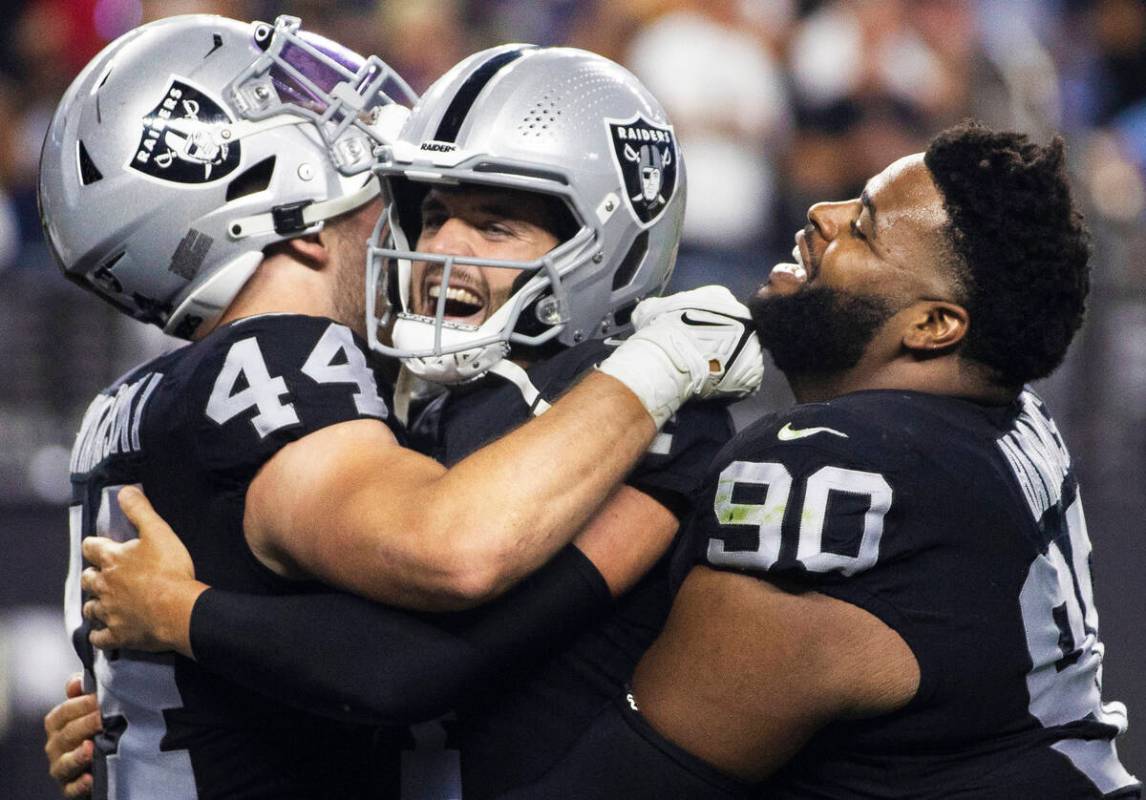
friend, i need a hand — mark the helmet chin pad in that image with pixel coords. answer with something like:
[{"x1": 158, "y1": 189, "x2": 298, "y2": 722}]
[{"x1": 391, "y1": 314, "x2": 510, "y2": 384}]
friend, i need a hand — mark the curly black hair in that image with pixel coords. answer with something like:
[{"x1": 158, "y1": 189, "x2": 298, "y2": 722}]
[{"x1": 924, "y1": 122, "x2": 1090, "y2": 388}]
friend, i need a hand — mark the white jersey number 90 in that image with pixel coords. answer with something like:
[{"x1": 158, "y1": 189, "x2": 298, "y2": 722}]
[{"x1": 708, "y1": 460, "x2": 892, "y2": 577}]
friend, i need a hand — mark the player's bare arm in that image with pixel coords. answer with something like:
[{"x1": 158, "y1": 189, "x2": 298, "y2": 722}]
[
  {"x1": 243, "y1": 286, "x2": 758, "y2": 610},
  {"x1": 244, "y1": 370, "x2": 652, "y2": 609},
  {"x1": 630, "y1": 567, "x2": 919, "y2": 782},
  {"x1": 84, "y1": 470, "x2": 679, "y2": 656},
  {"x1": 568, "y1": 485, "x2": 678, "y2": 596}
]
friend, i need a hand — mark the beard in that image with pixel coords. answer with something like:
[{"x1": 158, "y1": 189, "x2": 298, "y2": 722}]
[
  {"x1": 748, "y1": 285, "x2": 898, "y2": 378},
  {"x1": 331, "y1": 233, "x2": 368, "y2": 339}
]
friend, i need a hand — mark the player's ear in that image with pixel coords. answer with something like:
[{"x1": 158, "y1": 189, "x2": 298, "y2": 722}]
[
  {"x1": 280, "y1": 233, "x2": 330, "y2": 270},
  {"x1": 902, "y1": 301, "x2": 968, "y2": 353}
]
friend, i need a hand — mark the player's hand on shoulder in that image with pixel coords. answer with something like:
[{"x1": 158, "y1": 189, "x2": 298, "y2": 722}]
[
  {"x1": 633, "y1": 285, "x2": 763, "y2": 401},
  {"x1": 598, "y1": 285, "x2": 763, "y2": 425},
  {"x1": 80, "y1": 486, "x2": 207, "y2": 656},
  {"x1": 44, "y1": 673, "x2": 98, "y2": 799}
]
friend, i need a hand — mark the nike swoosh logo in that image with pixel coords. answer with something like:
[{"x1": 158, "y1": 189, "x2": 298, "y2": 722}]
[
  {"x1": 680, "y1": 311, "x2": 727, "y2": 327},
  {"x1": 777, "y1": 422, "x2": 848, "y2": 441}
]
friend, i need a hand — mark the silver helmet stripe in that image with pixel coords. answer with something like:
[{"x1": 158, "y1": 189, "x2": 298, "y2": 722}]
[{"x1": 433, "y1": 46, "x2": 537, "y2": 143}]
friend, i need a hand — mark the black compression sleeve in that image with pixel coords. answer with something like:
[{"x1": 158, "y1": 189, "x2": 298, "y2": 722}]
[
  {"x1": 497, "y1": 697, "x2": 753, "y2": 799},
  {"x1": 189, "y1": 546, "x2": 611, "y2": 725},
  {"x1": 626, "y1": 480, "x2": 691, "y2": 521}
]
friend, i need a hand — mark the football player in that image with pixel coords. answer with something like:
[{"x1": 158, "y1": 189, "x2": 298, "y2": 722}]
[
  {"x1": 40, "y1": 18, "x2": 760, "y2": 800},
  {"x1": 49, "y1": 45, "x2": 741, "y2": 800},
  {"x1": 375, "y1": 47, "x2": 738, "y2": 799},
  {"x1": 497, "y1": 124, "x2": 1141, "y2": 799}
]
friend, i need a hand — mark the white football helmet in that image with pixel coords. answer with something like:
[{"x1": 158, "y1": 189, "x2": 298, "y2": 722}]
[
  {"x1": 39, "y1": 14, "x2": 415, "y2": 339},
  {"x1": 366, "y1": 45, "x2": 686, "y2": 384}
]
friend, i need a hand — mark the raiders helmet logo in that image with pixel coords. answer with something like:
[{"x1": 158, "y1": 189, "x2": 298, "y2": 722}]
[
  {"x1": 130, "y1": 78, "x2": 241, "y2": 184},
  {"x1": 606, "y1": 114, "x2": 678, "y2": 227}
]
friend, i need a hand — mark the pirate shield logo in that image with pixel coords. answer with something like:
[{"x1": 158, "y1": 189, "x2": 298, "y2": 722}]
[
  {"x1": 606, "y1": 114, "x2": 678, "y2": 227},
  {"x1": 129, "y1": 78, "x2": 241, "y2": 184}
]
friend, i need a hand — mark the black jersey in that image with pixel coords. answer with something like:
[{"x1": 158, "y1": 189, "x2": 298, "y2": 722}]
[
  {"x1": 410, "y1": 339, "x2": 736, "y2": 799},
  {"x1": 413, "y1": 339, "x2": 733, "y2": 519},
  {"x1": 66, "y1": 314, "x2": 405, "y2": 800},
  {"x1": 673, "y1": 389, "x2": 1138, "y2": 799}
]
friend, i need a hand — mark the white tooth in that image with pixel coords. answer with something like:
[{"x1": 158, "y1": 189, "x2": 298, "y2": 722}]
[
  {"x1": 427, "y1": 284, "x2": 482, "y2": 308},
  {"x1": 792, "y1": 245, "x2": 805, "y2": 268},
  {"x1": 445, "y1": 286, "x2": 482, "y2": 306},
  {"x1": 771, "y1": 262, "x2": 807, "y2": 282}
]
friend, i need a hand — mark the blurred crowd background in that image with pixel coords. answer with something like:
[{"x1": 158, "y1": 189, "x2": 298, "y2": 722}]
[{"x1": 2, "y1": 0, "x2": 1144, "y2": 795}]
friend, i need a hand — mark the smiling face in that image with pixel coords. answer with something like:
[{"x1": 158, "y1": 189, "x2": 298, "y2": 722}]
[
  {"x1": 766, "y1": 153, "x2": 955, "y2": 303},
  {"x1": 751, "y1": 153, "x2": 966, "y2": 383},
  {"x1": 408, "y1": 186, "x2": 564, "y2": 326}
]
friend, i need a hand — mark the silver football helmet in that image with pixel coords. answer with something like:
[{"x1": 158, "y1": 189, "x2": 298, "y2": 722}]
[
  {"x1": 39, "y1": 14, "x2": 416, "y2": 339},
  {"x1": 366, "y1": 45, "x2": 686, "y2": 384}
]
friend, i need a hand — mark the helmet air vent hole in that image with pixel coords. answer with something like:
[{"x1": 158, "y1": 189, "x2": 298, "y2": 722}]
[
  {"x1": 519, "y1": 96, "x2": 562, "y2": 136},
  {"x1": 612, "y1": 231, "x2": 648, "y2": 290},
  {"x1": 77, "y1": 141, "x2": 103, "y2": 185},
  {"x1": 225, "y1": 156, "x2": 276, "y2": 202}
]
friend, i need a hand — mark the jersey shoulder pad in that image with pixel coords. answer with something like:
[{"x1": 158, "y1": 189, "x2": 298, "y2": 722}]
[
  {"x1": 724, "y1": 393, "x2": 928, "y2": 473},
  {"x1": 539, "y1": 339, "x2": 739, "y2": 518},
  {"x1": 169, "y1": 314, "x2": 398, "y2": 477},
  {"x1": 655, "y1": 401, "x2": 736, "y2": 462}
]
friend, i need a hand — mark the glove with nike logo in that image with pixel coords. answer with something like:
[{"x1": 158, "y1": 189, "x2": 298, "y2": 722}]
[{"x1": 598, "y1": 285, "x2": 764, "y2": 426}]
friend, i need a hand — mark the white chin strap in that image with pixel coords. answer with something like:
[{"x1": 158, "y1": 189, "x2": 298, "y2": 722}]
[
  {"x1": 227, "y1": 175, "x2": 381, "y2": 240},
  {"x1": 392, "y1": 315, "x2": 510, "y2": 384}
]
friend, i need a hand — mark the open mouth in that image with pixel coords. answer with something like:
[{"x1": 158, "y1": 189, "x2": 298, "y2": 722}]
[
  {"x1": 793, "y1": 225, "x2": 820, "y2": 281},
  {"x1": 426, "y1": 281, "x2": 485, "y2": 318},
  {"x1": 418, "y1": 267, "x2": 490, "y2": 325},
  {"x1": 767, "y1": 234, "x2": 809, "y2": 283}
]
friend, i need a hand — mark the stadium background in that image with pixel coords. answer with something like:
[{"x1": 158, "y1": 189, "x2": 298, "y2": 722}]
[{"x1": 1, "y1": 0, "x2": 1143, "y2": 795}]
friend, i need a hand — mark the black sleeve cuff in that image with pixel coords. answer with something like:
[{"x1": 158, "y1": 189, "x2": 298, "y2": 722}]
[
  {"x1": 444, "y1": 544, "x2": 613, "y2": 661},
  {"x1": 626, "y1": 480, "x2": 692, "y2": 521}
]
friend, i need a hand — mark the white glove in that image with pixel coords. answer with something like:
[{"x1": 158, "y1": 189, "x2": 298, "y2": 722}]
[{"x1": 598, "y1": 285, "x2": 764, "y2": 426}]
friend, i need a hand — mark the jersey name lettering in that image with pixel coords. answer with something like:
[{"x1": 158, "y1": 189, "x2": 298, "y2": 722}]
[
  {"x1": 997, "y1": 393, "x2": 1070, "y2": 522},
  {"x1": 70, "y1": 372, "x2": 163, "y2": 474},
  {"x1": 1003, "y1": 392, "x2": 1131, "y2": 791}
]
